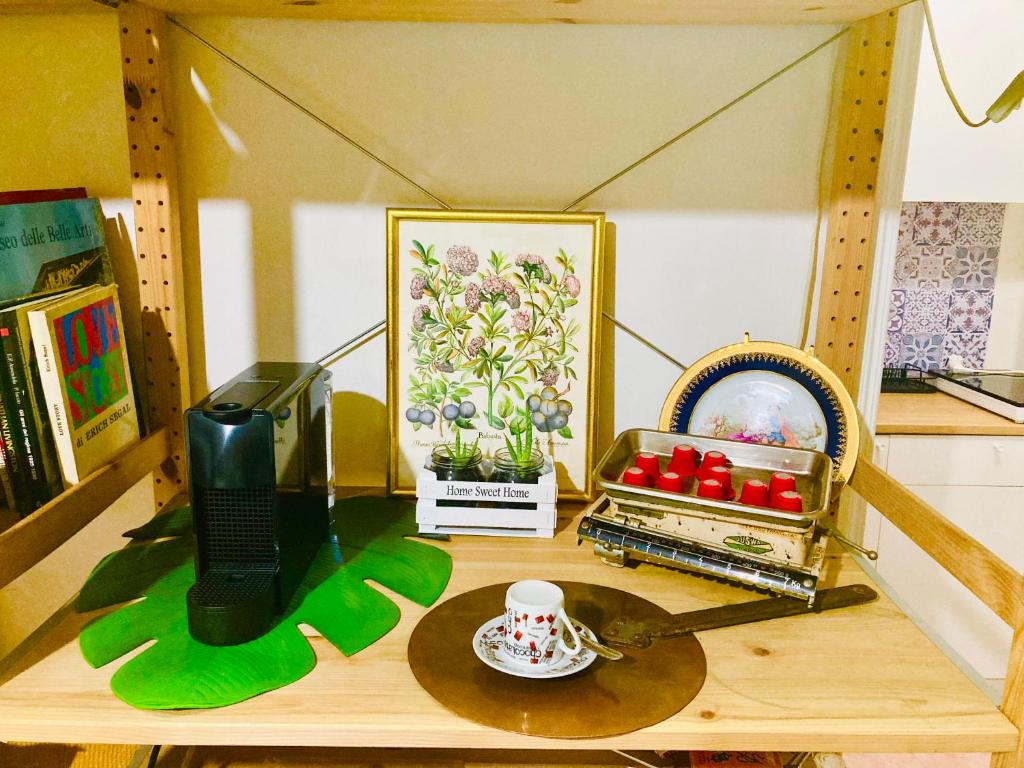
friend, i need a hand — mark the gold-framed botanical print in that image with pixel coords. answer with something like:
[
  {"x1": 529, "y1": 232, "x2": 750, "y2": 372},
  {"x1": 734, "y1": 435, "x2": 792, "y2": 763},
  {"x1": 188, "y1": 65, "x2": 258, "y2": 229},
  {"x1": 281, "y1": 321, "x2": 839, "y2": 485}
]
[{"x1": 386, "y1": 208, "x2": 605, "y2": 500}]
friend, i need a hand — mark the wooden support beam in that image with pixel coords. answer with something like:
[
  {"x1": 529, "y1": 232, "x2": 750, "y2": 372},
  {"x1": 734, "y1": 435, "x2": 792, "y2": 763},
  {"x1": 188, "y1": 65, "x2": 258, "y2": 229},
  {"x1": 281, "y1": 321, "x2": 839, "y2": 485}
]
[
  {"x1": 0, "y1": 429, "x2": 170, "y2": 590},
  {"x1": 814, "y1": 9, "x2": 899, "y2": 398},
  {"x1": 117, "y1": 1, "x2": 190, "y2": 510},
  {"x1": 994, "y1": 625, "x2": 1024, "y2": 768}
]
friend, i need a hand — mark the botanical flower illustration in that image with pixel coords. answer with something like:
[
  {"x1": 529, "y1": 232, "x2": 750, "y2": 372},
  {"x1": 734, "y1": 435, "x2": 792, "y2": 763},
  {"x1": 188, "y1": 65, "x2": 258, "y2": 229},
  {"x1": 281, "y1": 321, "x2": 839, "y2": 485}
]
[{"x1": 405, "y1": 240, "x2": 581, "y2": 443}]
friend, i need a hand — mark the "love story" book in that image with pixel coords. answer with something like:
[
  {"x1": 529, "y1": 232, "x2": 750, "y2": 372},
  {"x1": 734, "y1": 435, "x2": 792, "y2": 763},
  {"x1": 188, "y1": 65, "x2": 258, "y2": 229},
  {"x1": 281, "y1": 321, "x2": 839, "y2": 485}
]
[{"x1": 28, "y1": 284, "x2": 139, "y2": 487}]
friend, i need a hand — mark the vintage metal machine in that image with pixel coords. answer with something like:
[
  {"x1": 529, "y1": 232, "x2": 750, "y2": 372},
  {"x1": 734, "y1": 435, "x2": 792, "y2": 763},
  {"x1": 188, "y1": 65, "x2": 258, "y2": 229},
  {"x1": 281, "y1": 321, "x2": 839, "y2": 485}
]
[
  {"x1": 578, "y1": 430, "x2": 835, "y2": 603},
  {"x1": 184, "y1": 362, "x2": 333, "y2": 645}
]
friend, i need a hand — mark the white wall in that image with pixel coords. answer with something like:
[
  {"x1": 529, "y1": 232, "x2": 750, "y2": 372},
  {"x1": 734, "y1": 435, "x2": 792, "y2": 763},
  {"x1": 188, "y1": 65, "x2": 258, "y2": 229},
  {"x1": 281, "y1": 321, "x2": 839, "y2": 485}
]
[
  {"x1": 986, "y1": 203, "x2": 1024, "y2": 369},
  {"x1": 902, "y1": 0, "x2": 1024, "y2": 203},
  {"x1": 171, "y1": 18, "x2": 841, "y2": 485}
]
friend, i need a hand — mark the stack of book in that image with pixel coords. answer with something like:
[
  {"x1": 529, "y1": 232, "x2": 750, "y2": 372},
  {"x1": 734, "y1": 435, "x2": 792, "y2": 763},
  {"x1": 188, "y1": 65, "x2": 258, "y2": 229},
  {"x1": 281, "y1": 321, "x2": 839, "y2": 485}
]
[{"x1": 0, "y1": 190, "x2": 140, "y2": 519}]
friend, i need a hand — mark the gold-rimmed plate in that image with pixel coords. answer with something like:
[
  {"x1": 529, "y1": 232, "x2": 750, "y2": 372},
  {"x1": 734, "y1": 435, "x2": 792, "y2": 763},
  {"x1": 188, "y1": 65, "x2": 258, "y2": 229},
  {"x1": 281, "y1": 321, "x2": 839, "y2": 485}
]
[{"x1": 658, "y1": 339, "x2": 858, "y2": 484}]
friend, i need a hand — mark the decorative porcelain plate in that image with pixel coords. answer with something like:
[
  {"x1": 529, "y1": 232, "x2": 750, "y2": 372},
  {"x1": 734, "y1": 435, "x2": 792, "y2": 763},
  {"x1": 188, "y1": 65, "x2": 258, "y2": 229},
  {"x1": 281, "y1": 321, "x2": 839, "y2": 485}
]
[
  {"x1": 472, "y1": 615, "x2": 598, "y2": 679},
  {"x1": 658, "y1": 339, "x2": 859, "y2": 484}
]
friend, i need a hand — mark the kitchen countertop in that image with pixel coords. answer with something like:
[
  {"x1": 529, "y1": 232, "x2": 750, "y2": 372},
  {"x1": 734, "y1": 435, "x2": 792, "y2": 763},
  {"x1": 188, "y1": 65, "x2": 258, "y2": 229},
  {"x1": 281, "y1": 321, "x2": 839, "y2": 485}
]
[{"x1": 876, "y1": 391, "x2": 1024, "y2": 436}]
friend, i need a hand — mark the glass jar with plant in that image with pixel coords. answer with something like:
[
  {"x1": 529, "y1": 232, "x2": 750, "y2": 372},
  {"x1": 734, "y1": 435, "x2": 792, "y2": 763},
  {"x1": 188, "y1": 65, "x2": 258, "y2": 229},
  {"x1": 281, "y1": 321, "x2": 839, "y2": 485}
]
[
  {"x1": 491, "y1": 416, "x2": 546, "y2": 510},
  {"x1": 429, "y1": 430, "x2": 484, "y2": 507}
]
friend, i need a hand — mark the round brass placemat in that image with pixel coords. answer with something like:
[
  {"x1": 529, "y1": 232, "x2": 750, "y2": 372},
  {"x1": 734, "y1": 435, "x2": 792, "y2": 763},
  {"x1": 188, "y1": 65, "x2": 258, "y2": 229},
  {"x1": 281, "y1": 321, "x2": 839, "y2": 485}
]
[{"x1": 408, "y1": 581, "x2": 707, "y2": 738}]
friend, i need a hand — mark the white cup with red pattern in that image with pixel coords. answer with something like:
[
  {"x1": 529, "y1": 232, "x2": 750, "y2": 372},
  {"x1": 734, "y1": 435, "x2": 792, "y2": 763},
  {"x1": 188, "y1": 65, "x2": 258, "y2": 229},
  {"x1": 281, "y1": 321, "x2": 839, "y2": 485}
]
[{"x1": 501, "y1": 580, "x2": 583, "y2": 667}]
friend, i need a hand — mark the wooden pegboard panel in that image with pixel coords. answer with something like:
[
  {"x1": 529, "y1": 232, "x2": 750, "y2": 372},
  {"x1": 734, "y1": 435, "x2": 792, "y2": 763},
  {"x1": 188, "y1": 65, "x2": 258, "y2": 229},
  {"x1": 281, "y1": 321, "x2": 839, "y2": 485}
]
[
  {"x1": 814, "y1": 9, "x2": 899, "y2": 399},
  {"x1": 117, "y1": 1, "x2": 190, "y2": 509}
]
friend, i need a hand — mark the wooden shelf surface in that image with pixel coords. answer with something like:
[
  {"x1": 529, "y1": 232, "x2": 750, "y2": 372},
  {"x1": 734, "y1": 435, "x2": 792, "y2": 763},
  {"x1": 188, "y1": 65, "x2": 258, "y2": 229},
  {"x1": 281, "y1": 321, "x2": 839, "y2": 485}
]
[
  {"x1": 1, "y1": 0, "x2": 904, "y2": 25},
  {"x1": 876, "y1": 392, "x2": 1024, "y2": 437},
  {"x1": 0, "y1": 504, "x2": 1014, "y2": 753}
]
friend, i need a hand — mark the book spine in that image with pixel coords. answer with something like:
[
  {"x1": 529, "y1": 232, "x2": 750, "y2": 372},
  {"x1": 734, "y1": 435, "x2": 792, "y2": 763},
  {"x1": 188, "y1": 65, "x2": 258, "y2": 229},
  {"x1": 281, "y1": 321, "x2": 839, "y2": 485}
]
[
  {"x1": 28, "y1": 310, "x2": 79, "y2": 486},
  {"x1": 0, "y1": 397, "x2": 21, "y2": 515},
  {"x1": 0, "y1": 311, "x2": 53, "y2": 514},
  {"x1": 24, "y1": 325, "x2": 65, "y2": 498}
]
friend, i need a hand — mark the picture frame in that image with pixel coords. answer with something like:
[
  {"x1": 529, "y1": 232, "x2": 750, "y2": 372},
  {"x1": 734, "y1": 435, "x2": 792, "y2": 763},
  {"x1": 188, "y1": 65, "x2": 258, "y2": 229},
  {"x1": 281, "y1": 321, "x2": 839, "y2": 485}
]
[{"x1": 386, "y1": 208, "x2": 605, "y2": 500}]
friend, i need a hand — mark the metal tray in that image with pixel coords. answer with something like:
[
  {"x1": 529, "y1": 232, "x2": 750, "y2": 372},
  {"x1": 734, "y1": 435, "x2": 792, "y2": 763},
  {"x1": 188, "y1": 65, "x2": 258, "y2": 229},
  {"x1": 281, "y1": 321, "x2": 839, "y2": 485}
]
[{"x1": 593, "y1": 429, "x2": 833, "y2": 528}]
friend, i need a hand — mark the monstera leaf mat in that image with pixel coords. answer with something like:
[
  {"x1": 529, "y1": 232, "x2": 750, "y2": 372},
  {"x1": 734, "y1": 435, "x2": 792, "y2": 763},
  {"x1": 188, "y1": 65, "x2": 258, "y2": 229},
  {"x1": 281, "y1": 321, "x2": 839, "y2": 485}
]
[{"x1": 76, "y1": 496, "x2": 451, "y2": 710}]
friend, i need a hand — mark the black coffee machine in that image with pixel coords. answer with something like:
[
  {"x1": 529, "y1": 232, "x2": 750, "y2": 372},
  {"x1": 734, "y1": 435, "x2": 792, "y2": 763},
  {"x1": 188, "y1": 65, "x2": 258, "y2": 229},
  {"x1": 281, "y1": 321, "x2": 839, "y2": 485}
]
[{"x1": 184, "y1": 362, "x2": 333, "y2": 645}]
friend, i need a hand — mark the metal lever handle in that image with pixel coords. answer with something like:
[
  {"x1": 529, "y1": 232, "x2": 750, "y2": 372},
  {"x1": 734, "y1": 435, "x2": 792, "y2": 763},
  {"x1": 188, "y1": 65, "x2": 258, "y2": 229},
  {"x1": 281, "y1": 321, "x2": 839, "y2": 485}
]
[
  {"x1": 826, "y1": 527, "x2": 878, "y2": 560},
  {"x1": 602, "y1": 583, "x2": 879, "y2": 648}
]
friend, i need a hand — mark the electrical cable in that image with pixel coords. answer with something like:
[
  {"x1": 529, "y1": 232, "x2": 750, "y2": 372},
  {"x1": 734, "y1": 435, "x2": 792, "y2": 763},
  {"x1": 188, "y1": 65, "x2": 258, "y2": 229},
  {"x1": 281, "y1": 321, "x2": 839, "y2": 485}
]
[{"x1": 921, "y1": 0, "x2": 991, "y2": 128}]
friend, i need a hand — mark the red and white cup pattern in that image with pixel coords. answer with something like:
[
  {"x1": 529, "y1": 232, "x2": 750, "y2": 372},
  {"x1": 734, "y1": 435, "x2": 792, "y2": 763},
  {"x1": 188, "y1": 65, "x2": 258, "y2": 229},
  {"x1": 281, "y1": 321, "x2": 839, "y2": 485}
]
[{"x1": 501, "y1": 580, "x2": 583, "y2": 666}]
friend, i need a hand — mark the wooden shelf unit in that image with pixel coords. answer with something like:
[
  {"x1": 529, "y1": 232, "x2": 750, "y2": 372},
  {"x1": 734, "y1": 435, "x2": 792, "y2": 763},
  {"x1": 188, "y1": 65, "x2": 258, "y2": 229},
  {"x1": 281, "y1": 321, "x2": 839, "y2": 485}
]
[
  {"x1": 2, "y1": 0, "x2": 906, "y2": 25},
  {"x1": 0, "y1": 1, "x2": 1022, "y2": 766}
]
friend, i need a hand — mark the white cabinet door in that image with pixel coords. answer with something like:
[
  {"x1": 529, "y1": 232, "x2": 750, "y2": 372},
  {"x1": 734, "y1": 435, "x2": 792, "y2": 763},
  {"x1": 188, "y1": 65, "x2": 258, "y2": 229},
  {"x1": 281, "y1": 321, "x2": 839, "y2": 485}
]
[
  {"x1": 875, "y1": 434, "x2": 1024, "y2": 680},
  {"x1": 886, "y1": 435, "x2": 1024, "y2": 487}
]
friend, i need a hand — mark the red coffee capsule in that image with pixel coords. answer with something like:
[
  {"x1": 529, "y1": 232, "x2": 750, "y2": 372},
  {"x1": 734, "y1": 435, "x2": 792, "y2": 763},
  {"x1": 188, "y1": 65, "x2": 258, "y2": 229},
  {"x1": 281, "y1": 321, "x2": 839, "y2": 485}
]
[
  {"x1": 769, "y1": 472, "x2": 797, "y2": 499},
  {"x1": 773, "y1": 490, "x2": 803, "y2": 513},
  {"x1": 656, "y1": 471, "x2": 685, "y2": 493},
  {"x1": 707, "y1": 465, "x2": 736, "y2": 500},
  {"x1": 738, "y1": 478, "x2": 770, "y2": 507},
  {"x1": 622, "y1": 466, "x2": 652, "y2": 487},
  {"x1": 667, "y1": 444, "x2": 700, "y2": 477},
  {"x1": 696, "y1": 478, "x2": 726, "y2": 500},
  {"x1": 634, "y1": 451, "x2": 661, "y2": 480},
  {"x1": 697, "y1": 450, "x2": 728, "y2": 480}
]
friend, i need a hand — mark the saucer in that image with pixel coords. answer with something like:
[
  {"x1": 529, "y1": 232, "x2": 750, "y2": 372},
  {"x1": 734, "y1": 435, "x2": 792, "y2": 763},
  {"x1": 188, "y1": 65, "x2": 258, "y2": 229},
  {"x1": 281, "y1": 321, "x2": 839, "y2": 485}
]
[{"x1": 472, "y1": 615, "x2": 598, "y2": 679}]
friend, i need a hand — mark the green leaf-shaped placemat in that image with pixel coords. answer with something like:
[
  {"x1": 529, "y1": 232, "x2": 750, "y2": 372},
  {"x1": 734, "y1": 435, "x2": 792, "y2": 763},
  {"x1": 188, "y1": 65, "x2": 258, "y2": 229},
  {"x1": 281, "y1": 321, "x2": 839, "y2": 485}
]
[{"x1": 77, "y1": 496, "x2": 451, "y2": 710}]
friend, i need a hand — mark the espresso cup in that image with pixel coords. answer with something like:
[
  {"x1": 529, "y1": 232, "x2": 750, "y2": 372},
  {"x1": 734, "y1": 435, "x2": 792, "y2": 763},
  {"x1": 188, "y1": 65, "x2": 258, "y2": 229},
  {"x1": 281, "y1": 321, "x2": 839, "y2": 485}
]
[
  {"x1": 622, "y1": 466, "x2": 652, "y2": 487},
  {"x1": 667, "y1": 444, "x2": 700, "y2": 477},
  {"x1": 769, "y1": 472, "x2": 797, "y2": 499},
  {"x1": 634, "y1": 451, "x2": 661, "y2": 480},
  {"x1": 656, "y1": 471, "x2": 685, "y2": 493},
  {"x1": 738, "y1": 478, "x2": 771, "y2": 507},
  {"x1": 697, "y1": 450, "x2": 729, "y2": 480},
  {"x1": 707, "y1": 465, "x2": 736, "y2": 500},
  {"x1": 502, "y1": 580, "x2": 583, "y2": 667}
]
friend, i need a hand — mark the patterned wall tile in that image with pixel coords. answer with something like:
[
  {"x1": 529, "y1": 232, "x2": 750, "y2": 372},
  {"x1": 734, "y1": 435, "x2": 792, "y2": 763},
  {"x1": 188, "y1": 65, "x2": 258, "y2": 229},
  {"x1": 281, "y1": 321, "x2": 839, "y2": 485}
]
[
  {"x1": 956, "y1": 203, "x2": 1005, "y2": 247},
  {"x1": 884, "y1": 331, "x2": 901, "y2": 367},
  {"x1": 952, "y1": 246, "x2": 999, "y2": 290},
  {"x1": 888, "y1": 289, "x2": 906, "y2": 332},
  {"x1": 901, "y1": 288, "x2": 950, "y2": 334},
  {"x1": 902, "y1": 333, "x2": 946, "y2": 371},
  {"x1": 898, "y1": 202, "x2": 916, "y2": 243},
  {"x1": 913, "y1": 202, "x2": 960, "y2": 245},
  {"x1": 948, "y1": 289, "x2": 994, "y2": 333},
  {"x1": 884, "y1": 201, "x2": 1006, "y2": 372},
  {"x1": 893, "y1": 245, "x2": 955, "y2": 289},
  {"x1": 944, "y1": 333, "x2": 987, "y2": 369}
]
